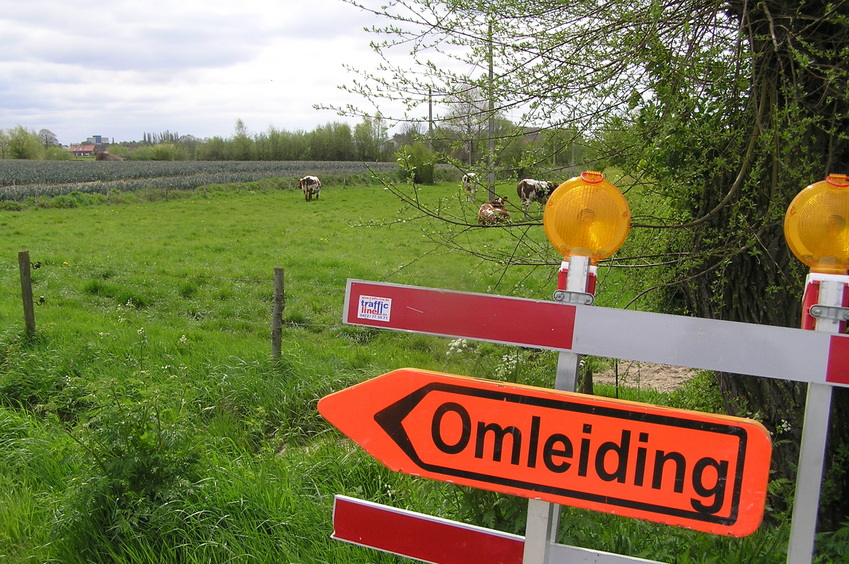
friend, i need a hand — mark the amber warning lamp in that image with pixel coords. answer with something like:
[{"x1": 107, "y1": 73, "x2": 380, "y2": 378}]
[
  {"x1": 784, "y1": 174, "x2": 849, "y2": 332},
  {"x1": 784, "y1": 174, "x2": 849, "y2": 275},
  {"x1": 543, "y1": 171, "x2": 630, "y2": 263}
]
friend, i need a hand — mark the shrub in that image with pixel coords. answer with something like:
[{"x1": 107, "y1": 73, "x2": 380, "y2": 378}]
[
  {"x1": 396, "y1": 143, "x2": 435, "y2": 184},
  {"x1": 55, "y1": 391, "x2": 204, "y2": 559},
  {"x1": 46, "y1": 146, "x2": 73, "y2": 160}
]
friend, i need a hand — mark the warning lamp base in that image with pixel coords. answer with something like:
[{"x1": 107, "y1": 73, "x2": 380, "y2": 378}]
[
  {"x1": 557, "y1": 260, "x2": 598, "y2": 294},
  {"x1": 801, "y1": 273, "x2": 849, "y2": 332}
]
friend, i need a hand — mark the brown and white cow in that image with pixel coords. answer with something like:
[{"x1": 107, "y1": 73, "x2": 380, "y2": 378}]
[
  {"x1": 462, "y1": 173, "x2": 478, "y2": 201},
  {"x1": 477, "y1": 196, "x2": 511, "y2": 225},
  {"x1": 516, "y1": 179, "x2": 556, "y2": 212},
  {"x1": 298, "y1": 176, "x2": 321, "y2": 201}
]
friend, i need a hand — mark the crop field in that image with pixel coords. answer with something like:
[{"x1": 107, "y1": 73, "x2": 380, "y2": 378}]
[
  {"x1": 0, "y1": 176, "x2": 838, "y2": 562},
  {"x1": 0, "y1": 160, "x2": 399, "y2": 201}
]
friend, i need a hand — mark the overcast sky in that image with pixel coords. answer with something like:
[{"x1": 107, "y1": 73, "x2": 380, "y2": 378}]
[{"x1": 0, "y1": 0, "x2": 396, "y2": 145}]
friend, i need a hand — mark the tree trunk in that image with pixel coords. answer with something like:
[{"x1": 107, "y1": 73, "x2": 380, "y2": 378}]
[{"x1": 670, "y1": 1, "x2": 849, "y2": 530}]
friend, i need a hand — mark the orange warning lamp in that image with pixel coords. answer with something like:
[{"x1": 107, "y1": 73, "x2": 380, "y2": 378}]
[
  {"x1": 784, "y1": 174, "x2": 849, "y2": 274},
  {"x1": 544, "y1": 171, "x2": 630, "y2": 262}
]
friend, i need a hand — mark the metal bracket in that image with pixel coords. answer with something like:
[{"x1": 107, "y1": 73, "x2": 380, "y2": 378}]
[
  {"x1": 553, "y1": 290, "x2": 594, "y2": 306},
  {"x1": 809, "y1": 304, "x2": 849, "y2": 322}
]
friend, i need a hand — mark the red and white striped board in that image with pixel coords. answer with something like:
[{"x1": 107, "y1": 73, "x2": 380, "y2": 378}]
[
  {"x1": 332, "y1": 496, "x2": 663, "y2": 564},
  {"x1": 343, "y1": 279, "x2": 849, "y2": 388},
  {"x1": 332, "y1": 495, "x2": 523, "y2": 564}
]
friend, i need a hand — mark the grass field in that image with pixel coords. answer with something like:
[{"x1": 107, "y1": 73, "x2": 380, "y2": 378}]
[{"x1": 0, "y1": 179, "x2": 838, "y2": 562}]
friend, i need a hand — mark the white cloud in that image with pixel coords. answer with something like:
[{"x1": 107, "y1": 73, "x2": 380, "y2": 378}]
[{"x1": 0, "y1": 0, "x2": 390, "y2": 144}]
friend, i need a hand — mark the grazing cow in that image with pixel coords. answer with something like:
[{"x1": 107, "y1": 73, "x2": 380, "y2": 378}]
[
  {"x1": 516, "y1": 179, "x2": 556, "y2": 212},
  {"x1": 462, "y1": 173, "x2": 478, "y2": 201},
  {"x1": 298, "y1": 176, "x2": 321, "y2": 201},
  {"x1": 477, "y1": 196, "x2": 511, "y2": 225}
]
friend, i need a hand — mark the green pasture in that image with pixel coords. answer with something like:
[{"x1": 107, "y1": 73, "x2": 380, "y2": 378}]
[{"x1": 0, "y1": 180, "x2": 839, "y2": 562}]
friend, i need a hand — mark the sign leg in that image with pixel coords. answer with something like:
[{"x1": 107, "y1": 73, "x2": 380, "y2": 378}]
[
  {"x1": 787, "y1": 277, "x2": 845, "y2": 563},
  {"x1": 523, "y1": 350, "x2": 580, "y2": 564},
  {"x1": 555, "y1": 350, "x2": 580, "y2": 391},
  {"x1": 524, "y1": 256, "x2": 590, "y2": 563},
  {"x1": 787, "y1": 383, "x2": 833, "y2": 563},
  {"x1": 523, "y1": 499, "x2": 559, "y2": 564}
]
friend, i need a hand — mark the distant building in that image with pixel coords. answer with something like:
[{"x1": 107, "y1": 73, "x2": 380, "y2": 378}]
[
  {"x1": 69, "y1": 144, "x2": 97, "y2": 157},
  {"x1": 87, "y1": 135, "x2": 104, "y2": 145}
]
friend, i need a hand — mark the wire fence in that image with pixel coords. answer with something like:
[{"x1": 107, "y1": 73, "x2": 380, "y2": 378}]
[{"x1": 2, "y1": 255, "x2": 354, "y2": 339}]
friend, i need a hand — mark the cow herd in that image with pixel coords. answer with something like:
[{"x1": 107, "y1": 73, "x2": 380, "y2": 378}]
[
  {"x1": 299, "y1": 173, "x2": 559, "y2": 227},
  {"x1": 471, "y1": 177, "x2": 560, "y2": 225}
]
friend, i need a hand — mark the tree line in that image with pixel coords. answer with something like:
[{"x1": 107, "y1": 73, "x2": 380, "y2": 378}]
[
  {"x1": 1, "y1": 115, "x2": 597, "y2": 185},
  {"x1": 0, "y1": 126, "x2": 72, "y2": 160},
  {"x1": 0, "y1": 118, "x2": 396, "y2": 163}
]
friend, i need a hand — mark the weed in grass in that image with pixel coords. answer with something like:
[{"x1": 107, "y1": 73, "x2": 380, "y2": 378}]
[
  {"x1": 177, "y1": 278, "x2": 201, "y2": 299},
  {"x1": 452, "y1": 488, "x2": 529, "y2": 534},
  {"x1": 0, "y1": 409, "x2": 68, "y2": 561},
  {"x1": 816, "y1": 520, "x2": 849, "y2": 563},
  {"x1": 0, "y1": 337, "x2": 70, "y2": 412},
  {"x1": 82, "y1": 278, "x2": 152, "y2": 309},
  {"x1": 56, "y1": 387, "x2": 204, "y2": 561},
  {"x1": 667, "y1": 371, "x2": 725, "y2": 413}
]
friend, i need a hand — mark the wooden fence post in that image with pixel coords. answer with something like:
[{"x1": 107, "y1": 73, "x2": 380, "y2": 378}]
[
  {"x1": 271, "y1": 267, "x2": 285, "y2": 358},
  {"x1": 18, "y1": 251, "x2": 36, "y2": 337}
]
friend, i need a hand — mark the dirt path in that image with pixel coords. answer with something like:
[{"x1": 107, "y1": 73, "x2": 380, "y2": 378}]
[{"x1": 594, "y1": 362, "x2": 697, "y2": 393}]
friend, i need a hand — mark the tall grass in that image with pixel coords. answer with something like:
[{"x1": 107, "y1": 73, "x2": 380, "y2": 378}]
[{"x1": 0, "y1": 181, "x2": 838, "y2": 562}]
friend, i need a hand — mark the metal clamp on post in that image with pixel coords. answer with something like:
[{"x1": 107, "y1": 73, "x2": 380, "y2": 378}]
[
  {"x1": 552, "y1": 289, "x2": 594, "y2": 305},
  {"x1": 809, "y1": 304, "x2": 849, "y2": 322},
  {"x1": 800, "y1": 272, "x2": 849, "y2": 331}
]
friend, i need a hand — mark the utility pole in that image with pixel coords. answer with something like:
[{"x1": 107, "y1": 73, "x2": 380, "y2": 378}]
[
  {"x1": 428, "y1": 86, "x2": 434, "y2": 151},
  {"x1": 487, "y1": 19, "x2": 496, "y2": 200}
]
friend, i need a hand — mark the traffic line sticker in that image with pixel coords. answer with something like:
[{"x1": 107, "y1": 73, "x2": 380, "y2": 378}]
[{"x1": 319, "y1": 368, "x2": 772, "y2": 537}]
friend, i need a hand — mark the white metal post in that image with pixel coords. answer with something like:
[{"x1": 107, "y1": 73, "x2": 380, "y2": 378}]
[
  {"x1": 787, "y1": 275, "x2": 847, "y2": 563},
  {"x1": 523, "y1": 256, "x2": 590, "y2": 564}
]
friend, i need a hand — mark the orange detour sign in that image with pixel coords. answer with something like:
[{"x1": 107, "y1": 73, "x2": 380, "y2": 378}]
[{"x1": 319, "y1": 368, "x2": 772, "y2": 537}]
